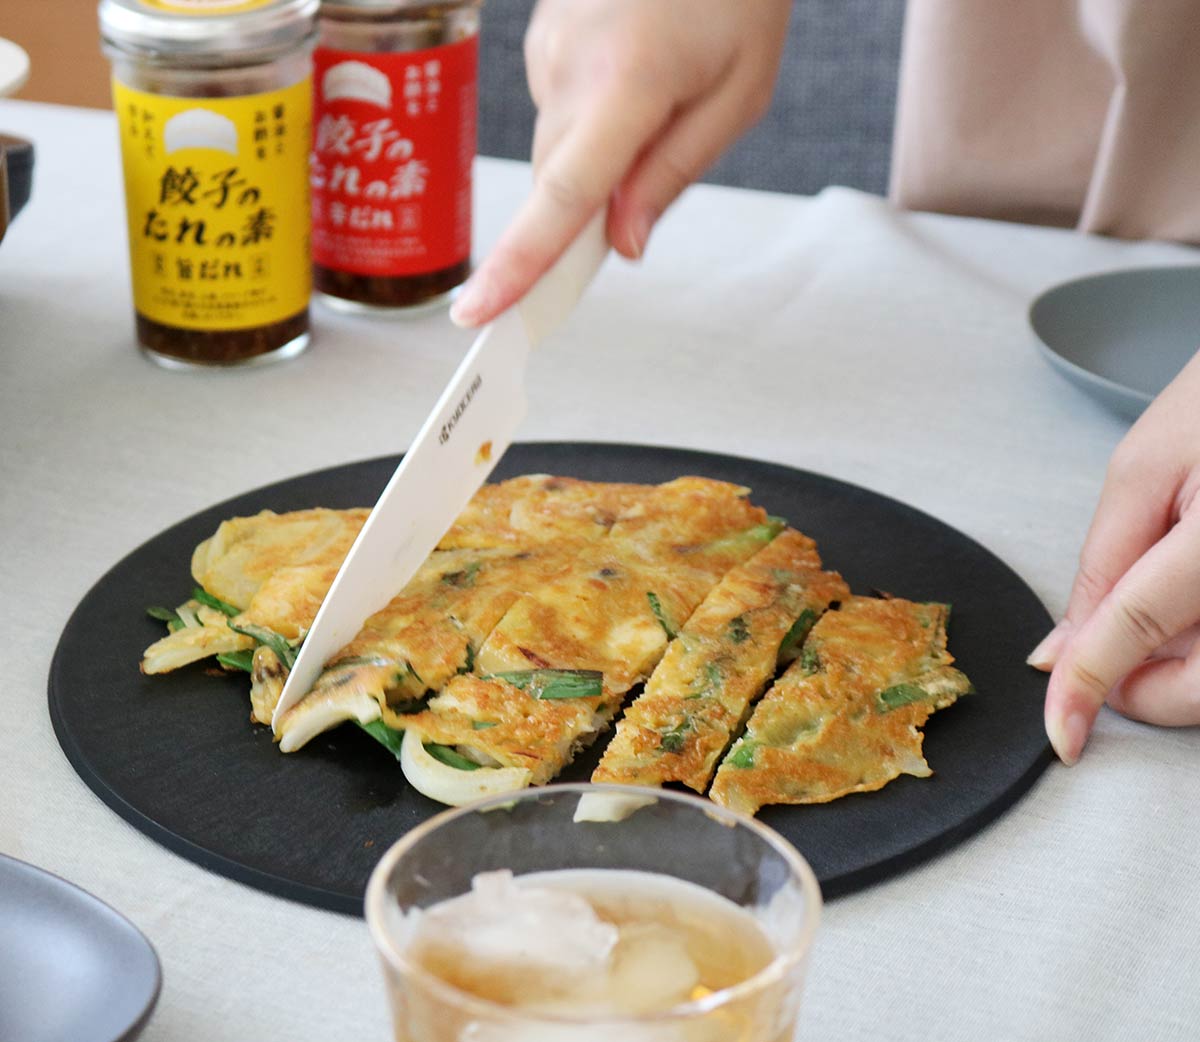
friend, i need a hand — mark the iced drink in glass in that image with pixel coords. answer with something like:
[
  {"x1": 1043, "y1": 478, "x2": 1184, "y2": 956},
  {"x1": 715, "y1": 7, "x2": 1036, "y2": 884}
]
[{"x1": 365, "y1": 784, "x2": 821, "y2": 1041}]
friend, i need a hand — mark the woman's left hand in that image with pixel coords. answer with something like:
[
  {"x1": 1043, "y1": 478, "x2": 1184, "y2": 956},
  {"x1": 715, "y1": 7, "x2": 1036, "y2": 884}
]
[{"x1": 1030, "y1": 348, "x2": 1200, "y2": 763}]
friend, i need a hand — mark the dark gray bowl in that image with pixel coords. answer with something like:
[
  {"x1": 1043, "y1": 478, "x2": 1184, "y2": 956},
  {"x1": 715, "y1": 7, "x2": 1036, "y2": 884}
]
[
  {"x1": 2, "y1": 134, "x2": 32, "y2": 219},
  {"x1": 0, "y1": 854, "x2": 161, "y2": 1042},
  {"x1": 1029, "y1": 265, "x2": 1200, "y2": 422}
]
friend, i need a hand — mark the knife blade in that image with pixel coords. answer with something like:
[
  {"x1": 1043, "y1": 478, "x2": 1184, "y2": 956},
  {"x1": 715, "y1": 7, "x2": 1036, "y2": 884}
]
[{"x1": 272, "y1": 215, "x2": 609, "y2": 732}]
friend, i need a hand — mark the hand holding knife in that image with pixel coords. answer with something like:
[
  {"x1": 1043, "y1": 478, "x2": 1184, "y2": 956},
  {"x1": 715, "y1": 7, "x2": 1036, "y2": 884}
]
[{"x1": 272, "y1": 214, "x2": 609, "y2": 731}]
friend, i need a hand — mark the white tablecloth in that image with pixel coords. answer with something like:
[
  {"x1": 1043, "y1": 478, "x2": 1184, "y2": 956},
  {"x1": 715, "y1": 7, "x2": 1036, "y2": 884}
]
[{"x1": 2, "y1": 99, "x2": 1199, "y2": 1042}]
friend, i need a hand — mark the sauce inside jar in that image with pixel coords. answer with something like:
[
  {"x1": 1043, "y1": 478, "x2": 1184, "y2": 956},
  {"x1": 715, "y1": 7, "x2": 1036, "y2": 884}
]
[{"x1": 134, "y1": 309, "x2": 310, "y2": 367}]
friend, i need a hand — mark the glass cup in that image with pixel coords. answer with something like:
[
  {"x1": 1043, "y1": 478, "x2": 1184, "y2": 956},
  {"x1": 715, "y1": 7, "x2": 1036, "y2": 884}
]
[{"x1": 365, "y1": 783, "x2": 822, "y2": 1042}]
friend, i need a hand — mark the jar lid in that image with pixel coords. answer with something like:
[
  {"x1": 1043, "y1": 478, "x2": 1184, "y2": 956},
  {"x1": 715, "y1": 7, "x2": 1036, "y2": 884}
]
[{"x1": 99, "y1": 0, "x2": 319, "y2": 62}]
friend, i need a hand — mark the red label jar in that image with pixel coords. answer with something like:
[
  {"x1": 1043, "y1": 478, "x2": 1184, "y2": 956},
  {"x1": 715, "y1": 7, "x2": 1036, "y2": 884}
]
[{"x1": 311, "y1": 0, "x2": 480, "y2": 313}]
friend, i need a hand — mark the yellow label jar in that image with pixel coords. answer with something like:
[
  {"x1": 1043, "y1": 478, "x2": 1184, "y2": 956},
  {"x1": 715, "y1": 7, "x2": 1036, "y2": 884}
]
[{"x1": 100, "y1": 0, "x2": 318, "y2": 367}]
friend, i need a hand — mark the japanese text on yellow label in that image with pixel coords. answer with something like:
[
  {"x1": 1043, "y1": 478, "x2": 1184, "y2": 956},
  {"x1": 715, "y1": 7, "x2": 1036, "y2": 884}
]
[{"x1": 113, "y1": 77, "x2": 311, "y2": 332}]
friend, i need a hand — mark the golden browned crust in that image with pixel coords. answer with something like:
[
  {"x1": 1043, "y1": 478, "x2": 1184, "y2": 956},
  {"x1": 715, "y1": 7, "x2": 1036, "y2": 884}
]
[
  {"x1": 593, "y1": 529, "x2": 849, "y2": 792},
  {"x1": 253, "y1": 476, "x2": 773, "y2": 773},
  {"x1": 709, "y1": 596, "x2": 971, "y2": 815},
  {"x1": 437, "y1": 475, "x2": 649, "y2": 549},
  {"x1": 400, "y1": 675, "x2": 611, "y2": 784},
  {"x1": 148, "y1": 477, "x2": 973, "y2": 811},
  {"x1": 405, "y1": 488, "x2": 778, "y2": 783},
  {"x1": 192, "y1": 508, "x2": 369, "y2": 637}
]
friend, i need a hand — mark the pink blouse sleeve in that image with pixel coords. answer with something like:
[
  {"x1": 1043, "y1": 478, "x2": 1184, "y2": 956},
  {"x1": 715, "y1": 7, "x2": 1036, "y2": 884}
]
[{"x1": 889, "y1": 0, "x2": 1200, "y2": 244}]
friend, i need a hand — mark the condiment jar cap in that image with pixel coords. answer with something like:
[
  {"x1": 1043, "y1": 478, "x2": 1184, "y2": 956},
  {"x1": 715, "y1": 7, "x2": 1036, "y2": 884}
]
[{"x1": 99, "y1": 0, "x2": 319, "y2": 64}]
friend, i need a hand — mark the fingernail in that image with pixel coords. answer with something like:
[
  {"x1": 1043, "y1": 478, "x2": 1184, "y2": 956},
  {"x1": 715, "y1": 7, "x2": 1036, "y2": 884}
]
[
  {"x1": 449, "y1": 276, "x2": 489, "y2": 328},
  {"x1": 626, "y1": 213, "x2": 651, "y2": 260},
  {"x1": 1046, "y1": 710, "x2": 1088, "y2": 766},
  {"x1": 1027, "y1": 622, "x2": 1068, "y2": 671}
]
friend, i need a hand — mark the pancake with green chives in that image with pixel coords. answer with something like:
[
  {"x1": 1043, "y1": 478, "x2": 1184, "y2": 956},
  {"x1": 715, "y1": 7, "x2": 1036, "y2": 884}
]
[
  {"x1": 141, "y1": 508, "x2": 370, "y2": 677},
  {"x1": 274, "y1": 545, "x2": 583, "y2": 750},
  {"x1": 709, "y1": 596, "x2": 972, "y2": 814},
  {"x1": 398, "y1": 495, "x2": 783, "y2": 794},
  {"x1": 141, "y1": 477, "x2": 973, "y2": 813},
  {"x1": 592, "y1": 528, "x2": 849, "y2": 792}
]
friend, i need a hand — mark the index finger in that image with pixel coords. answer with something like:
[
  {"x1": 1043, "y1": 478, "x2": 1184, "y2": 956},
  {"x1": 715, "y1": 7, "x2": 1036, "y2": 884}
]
[
  {"x1": 1029, "y1": 452, "x2": 1174, "y2": 671},
  {"x1": 1045, "y1": 510, "x2": 1200, "y2": 763},
  {"x1": 450, "y1": 89, "x2": 674, "y2": 327}
]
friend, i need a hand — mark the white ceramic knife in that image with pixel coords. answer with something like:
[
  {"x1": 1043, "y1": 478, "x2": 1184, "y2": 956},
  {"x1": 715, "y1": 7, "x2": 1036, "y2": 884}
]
[{"x1": 272, "y1": 215, "x2": 609, "y2": 732}]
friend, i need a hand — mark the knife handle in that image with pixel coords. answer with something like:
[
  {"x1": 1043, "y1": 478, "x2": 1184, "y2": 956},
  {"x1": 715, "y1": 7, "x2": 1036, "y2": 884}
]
[{"x1": 518, "y1": 212, "x2": 609, "y2": 347}]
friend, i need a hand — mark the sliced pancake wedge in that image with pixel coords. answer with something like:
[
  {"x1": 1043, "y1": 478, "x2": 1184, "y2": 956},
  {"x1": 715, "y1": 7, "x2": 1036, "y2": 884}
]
[
  {"x1": 397, "y1": 498, "x2": 784, "y2": 800},
  {"x1": 592, "y1": 529, "x2": 849, "y2": 792},
  {"x1": 274, "y1": 545, "x2": 581, "y2": 750},
  {"x1": 396, "y1": 670, "x2": 611, "y2": 789},
  {"x1": 397, "y1": 543, "x2": 738, "y2": 795},
  {"x1": 709, "y1": 596, "x2": 972, "y2": 815}
]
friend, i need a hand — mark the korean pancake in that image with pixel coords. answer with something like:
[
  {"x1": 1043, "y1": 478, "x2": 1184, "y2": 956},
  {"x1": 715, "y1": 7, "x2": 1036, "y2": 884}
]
[
  {"x1": 193, "y1": 508, "x2": 369, "y2": 633},
  {"x1": 142, "y1": 475, "x2": 642, "y2": 679},
  {"x1": 274, "y1": 544, "x2": 581, "y2": 750},
  {"x1": 141, "y1": 508, "x2": 368, "y2": 675},
  {"x1": 437, "y1": 475, "x2": 650, "y2": 549},
  {"x1": 388, "y1": 493, "x2": 781, "y2": 789},
  {"x1": 592, "y1": 529, "x2": 849, "y2": 792},
  {"x1": 142, "y1": 477, "x2": 973, "y2": 813},
  {"x1": 143, "y1": 476, "x2": 773, "y2": 779},
  {"x1": 709, "y1": 596, "x2": 972, "y2": 815}
]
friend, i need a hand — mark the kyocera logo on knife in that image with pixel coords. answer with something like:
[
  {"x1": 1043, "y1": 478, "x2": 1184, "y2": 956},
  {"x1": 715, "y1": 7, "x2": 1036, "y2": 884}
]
[{"x1": 439, "y1": 372, "x2": 482, "y2": 445}]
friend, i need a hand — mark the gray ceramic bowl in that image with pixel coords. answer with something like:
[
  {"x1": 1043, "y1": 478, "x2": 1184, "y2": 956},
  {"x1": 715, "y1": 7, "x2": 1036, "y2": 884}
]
[
  {"x1": 1029, "y1": 265, "x2": 1200, "y2": 422},
  {"x1": 0, "y1": 854, "x2": 161, "y2": 1042},
  {"x1": 1, "y1": 133, "x2": 32, "y2": 243}
]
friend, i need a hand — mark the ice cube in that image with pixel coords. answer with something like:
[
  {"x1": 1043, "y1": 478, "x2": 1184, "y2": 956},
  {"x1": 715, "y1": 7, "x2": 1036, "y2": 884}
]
[
  {"x1": 406, "y1": 870, "x2": 618, "y2": 1006},
  {"x1": 607, "y1": 922, "x2": 701, "y2": 1014}
]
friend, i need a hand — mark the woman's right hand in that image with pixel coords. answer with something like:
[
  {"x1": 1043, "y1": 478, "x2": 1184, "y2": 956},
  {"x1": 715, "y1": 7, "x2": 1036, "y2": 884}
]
[{"x1": 450, "y1": 0, "x2": 793, "y2": 328}]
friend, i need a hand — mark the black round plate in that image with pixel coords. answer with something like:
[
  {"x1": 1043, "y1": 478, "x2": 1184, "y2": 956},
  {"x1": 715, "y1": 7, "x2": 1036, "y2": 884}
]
[{"x1": 49, "y1": 443, "x2": 1053, "y2": 912}]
